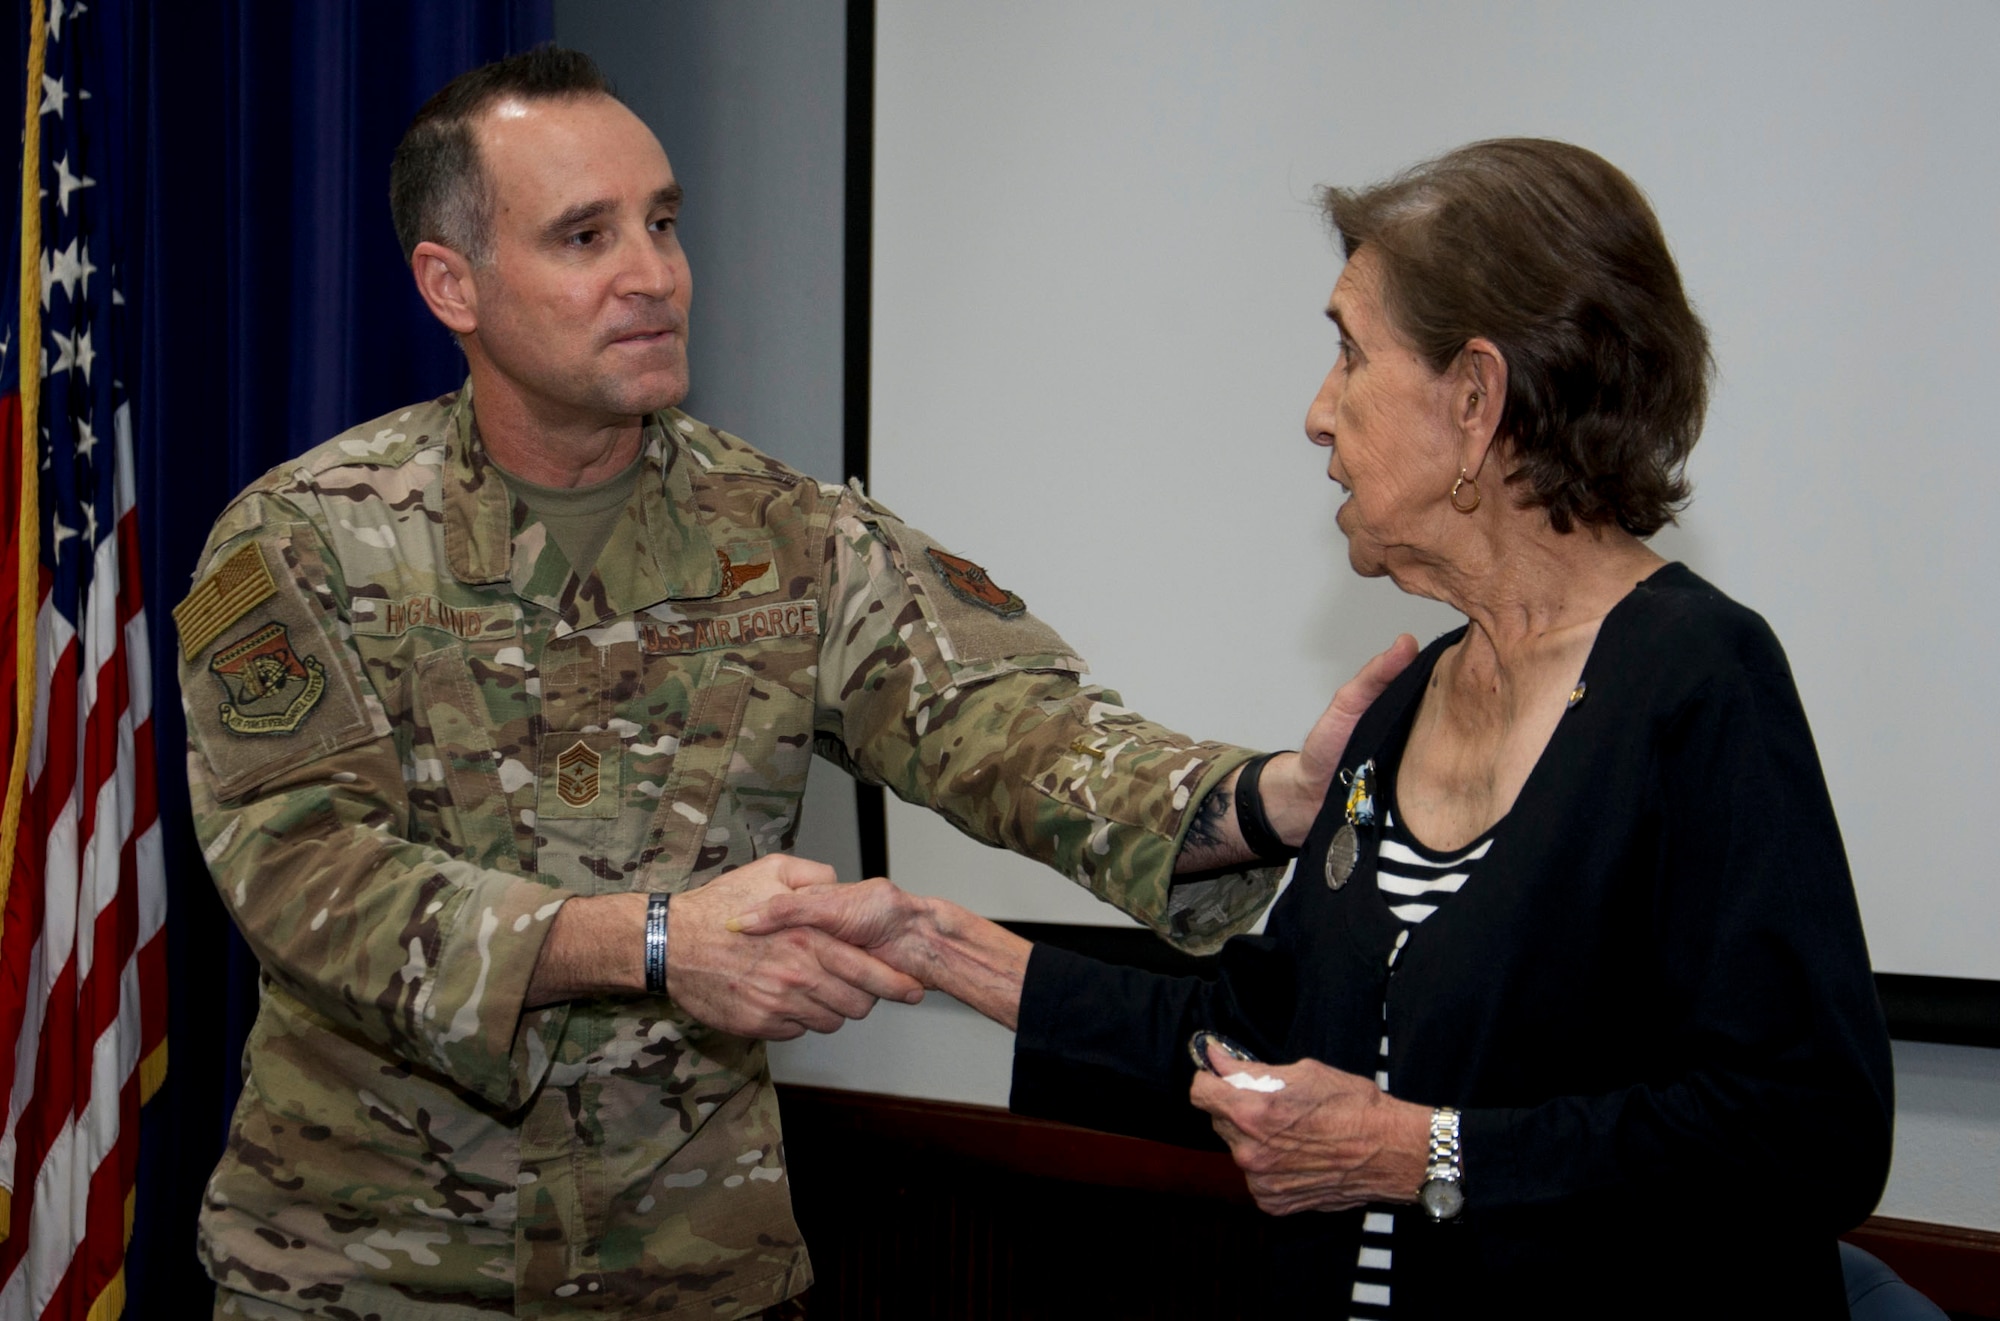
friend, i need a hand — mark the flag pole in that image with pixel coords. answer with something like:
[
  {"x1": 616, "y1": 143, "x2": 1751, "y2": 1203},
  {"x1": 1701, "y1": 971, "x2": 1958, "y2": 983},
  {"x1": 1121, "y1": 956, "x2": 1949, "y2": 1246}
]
[
  {"x1": 0, "y1": 0, "x2": 48, "y2": 1247},
  {"x1": 0, "y1": 0, "x2": 47, "y2": 953}
]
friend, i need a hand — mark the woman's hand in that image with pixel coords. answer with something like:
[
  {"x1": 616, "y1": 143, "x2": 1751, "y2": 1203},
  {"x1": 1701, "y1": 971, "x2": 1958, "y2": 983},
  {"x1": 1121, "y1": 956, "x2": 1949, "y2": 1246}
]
[
  {"x1": 1177, "y1": 634, "x2": 1420, "y2": 873},
  {"x1": 729, "y1": 876, "x2": 938, "y2": 983},
  {"x1": 731, "y1": 880, "x2": 1033, "y2": 1030},
  {"x1": 660, "y1": 857, "x2": 926, "y2": 1037},
  {"x1": 1191, "y1": 1046, "x2": 1433, "y2": 1215}
]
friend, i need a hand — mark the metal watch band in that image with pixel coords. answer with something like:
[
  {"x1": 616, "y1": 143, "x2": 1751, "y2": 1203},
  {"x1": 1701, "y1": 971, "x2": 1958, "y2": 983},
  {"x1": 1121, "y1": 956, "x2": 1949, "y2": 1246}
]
[
  {"x1": 1423, "y1": 1103, "x2": 1464, "y2": 1214},
  {"x1": 1419, "y1": 1104, "x2": 1466, "y2": 1222},
  {"x1": 644, "y1": 893, "x2": 670, "y2": 996},
  {"x1": 1233, "y1": 751, "x2": 1301, "y2": 862},
  {"x1": 1427, "y1": 1105, "x2": 1462, "y2": 1176}
]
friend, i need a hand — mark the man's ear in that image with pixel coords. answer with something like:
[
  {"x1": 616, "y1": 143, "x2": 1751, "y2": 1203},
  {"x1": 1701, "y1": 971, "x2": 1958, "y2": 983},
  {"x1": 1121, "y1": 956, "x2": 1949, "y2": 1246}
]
[{"x1": 411, "y1": 240, "x2": 479, "y2": 335}]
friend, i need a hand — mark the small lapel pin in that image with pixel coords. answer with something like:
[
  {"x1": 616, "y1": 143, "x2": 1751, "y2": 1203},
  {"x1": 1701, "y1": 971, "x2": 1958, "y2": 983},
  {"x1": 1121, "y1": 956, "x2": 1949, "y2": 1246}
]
[{"x1": 1326, "y1": 759, "x2": 1376, "y2": 889}]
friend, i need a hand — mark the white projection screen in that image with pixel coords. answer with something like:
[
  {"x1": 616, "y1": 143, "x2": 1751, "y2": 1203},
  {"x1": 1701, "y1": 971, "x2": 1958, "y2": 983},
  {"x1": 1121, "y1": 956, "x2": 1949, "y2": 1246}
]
[{"x1": 866, "y1": 2, "x2": 2000, "y2": 981}]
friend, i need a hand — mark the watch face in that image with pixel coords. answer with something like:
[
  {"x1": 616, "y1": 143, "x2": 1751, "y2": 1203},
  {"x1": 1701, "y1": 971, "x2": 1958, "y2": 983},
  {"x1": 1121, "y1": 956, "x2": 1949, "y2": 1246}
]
[{"x1": 1420, "y1": 1178, "x2": 1465, "y2": 1222}]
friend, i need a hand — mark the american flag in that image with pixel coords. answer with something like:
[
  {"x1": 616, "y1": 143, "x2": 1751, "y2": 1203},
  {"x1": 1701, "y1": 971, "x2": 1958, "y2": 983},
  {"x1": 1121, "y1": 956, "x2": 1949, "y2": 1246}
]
[{"x1": 0, "y1": 0, "x2": 168, "y2": 1315}]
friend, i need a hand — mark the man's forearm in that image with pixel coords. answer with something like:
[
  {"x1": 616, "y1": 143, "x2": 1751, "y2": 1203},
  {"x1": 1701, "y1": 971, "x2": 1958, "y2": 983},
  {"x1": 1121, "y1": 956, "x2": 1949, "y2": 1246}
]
[
  {"x1": 525, "y1": 859, "x2": 925, "y2": 1034},
  {"x1": 1174, "y1": 636, "x2": 1420, "y2": 875},
  {"x1": 1173, "y1": 753, "x2": 1324, "y2": 874},
  {"x1": 525, "y1": 893, "x2": 647, "y2": 1007}
]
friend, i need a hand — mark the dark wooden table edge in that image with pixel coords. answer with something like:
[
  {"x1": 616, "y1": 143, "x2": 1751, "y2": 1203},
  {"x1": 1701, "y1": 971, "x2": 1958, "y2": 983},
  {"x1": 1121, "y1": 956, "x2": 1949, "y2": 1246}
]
[{"x1": 777, "y1": 1083, "x2": 2000, "y2": 1317}]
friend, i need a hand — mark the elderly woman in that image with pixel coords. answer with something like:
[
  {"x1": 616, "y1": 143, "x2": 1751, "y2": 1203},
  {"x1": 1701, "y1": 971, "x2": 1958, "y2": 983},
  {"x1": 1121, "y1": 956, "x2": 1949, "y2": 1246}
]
[{"x1": 739, "y1": 140, "x2": 1893, "y2": 1315}]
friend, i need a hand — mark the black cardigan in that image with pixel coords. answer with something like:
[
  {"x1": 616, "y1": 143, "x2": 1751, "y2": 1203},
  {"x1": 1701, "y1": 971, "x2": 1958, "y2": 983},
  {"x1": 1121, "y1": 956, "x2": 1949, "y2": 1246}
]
[{"x1": 1013, "y1": 565, "x2": 1894, "y2": 1316}]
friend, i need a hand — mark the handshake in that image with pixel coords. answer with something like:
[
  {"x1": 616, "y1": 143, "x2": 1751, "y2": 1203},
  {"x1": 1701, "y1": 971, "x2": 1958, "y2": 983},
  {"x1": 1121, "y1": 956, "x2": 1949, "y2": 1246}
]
[{"x1": 660, "y1": 853, "x2": 1027, "y2": 1040}]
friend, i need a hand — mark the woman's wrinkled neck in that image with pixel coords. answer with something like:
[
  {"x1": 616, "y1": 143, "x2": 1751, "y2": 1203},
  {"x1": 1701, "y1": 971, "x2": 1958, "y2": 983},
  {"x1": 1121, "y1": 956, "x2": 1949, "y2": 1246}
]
[{"x1": 1389, "y1": 503, "x2": 1666, "y2": 674}]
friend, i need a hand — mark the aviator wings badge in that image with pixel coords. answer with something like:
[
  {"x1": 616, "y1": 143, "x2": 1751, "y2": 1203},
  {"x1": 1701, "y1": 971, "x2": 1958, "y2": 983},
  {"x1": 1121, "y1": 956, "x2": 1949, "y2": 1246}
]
[{"x1": 926, "y1": 547, "x2": 1025, "y2": 617}]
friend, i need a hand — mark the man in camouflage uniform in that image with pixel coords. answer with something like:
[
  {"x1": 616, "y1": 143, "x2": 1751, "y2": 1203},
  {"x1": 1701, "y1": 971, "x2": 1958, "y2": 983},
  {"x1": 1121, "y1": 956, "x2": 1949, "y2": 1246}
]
[{"x1": 180, "y1": 50, "x2": 1369, "y2": 1319}]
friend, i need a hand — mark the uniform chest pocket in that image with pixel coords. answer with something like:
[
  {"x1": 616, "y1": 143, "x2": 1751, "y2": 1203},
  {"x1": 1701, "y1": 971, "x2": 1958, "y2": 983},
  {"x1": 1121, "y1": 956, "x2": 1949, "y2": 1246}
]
[
  {"x1": 640, "y1": 656, "x2": 754, "y2": 887},
  {"x1": 411, "y1": 643, "x2": 523, "y2": 869}
]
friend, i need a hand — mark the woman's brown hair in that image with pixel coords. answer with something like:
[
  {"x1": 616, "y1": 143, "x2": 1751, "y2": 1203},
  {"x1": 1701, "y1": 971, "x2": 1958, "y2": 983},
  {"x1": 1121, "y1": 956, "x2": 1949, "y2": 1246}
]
[{"x1": 1323, "y1": 139, "x2": 1712, "y2": 536}]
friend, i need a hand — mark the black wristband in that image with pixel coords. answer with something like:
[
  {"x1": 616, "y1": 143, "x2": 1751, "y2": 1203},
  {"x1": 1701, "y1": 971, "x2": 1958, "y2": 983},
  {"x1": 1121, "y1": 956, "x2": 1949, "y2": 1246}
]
[
  {"x1": 1234, "y1": 751, "x2": 1300, "y2": 862},
  {"x1": 645, "y1": 893, "x2": 670, "y2": 995}
]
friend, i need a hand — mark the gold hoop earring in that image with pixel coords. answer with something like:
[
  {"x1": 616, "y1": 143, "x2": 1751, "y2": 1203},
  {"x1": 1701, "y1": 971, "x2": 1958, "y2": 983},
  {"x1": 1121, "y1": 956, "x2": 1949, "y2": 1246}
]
[{"x1": 1450, "y1": 469, "x2": 1481, "y2": 514}]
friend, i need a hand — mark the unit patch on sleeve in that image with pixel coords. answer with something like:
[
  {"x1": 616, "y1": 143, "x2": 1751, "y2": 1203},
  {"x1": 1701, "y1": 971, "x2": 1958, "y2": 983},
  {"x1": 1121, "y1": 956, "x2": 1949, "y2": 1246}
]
[
  {"x1": 173, "y1": 542, "x2": 278, "y2": 660},
  {"x1": 179, "y1": 531, "x2": 380, "y2": 800},
  {"x1": 209, "y1": 621, "x2": 327, "y2": 736},
  {"x1": 926, "y1": 548, "x2": 1025, "y2": 618}
]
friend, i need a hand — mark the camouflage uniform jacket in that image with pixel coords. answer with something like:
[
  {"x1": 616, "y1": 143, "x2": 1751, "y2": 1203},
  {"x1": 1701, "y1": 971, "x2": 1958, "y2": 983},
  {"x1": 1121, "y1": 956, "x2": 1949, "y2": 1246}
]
[{"x1": 177, "y1": 388, "x2": 1278, "y2": 1319}]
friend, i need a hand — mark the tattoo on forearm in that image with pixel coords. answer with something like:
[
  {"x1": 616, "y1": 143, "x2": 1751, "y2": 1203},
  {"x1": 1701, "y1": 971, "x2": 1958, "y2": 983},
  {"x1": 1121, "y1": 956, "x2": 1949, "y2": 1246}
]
[{"x1": 1184, "y1": 783, "x2": 1234, "y2": 853}]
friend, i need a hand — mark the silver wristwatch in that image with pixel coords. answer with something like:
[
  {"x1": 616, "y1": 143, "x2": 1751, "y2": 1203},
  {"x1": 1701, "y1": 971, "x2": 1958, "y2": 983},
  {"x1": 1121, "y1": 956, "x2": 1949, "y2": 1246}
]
[{"x1": 1418, "y1": 1105, "x2": 1465, "y2": 1222}]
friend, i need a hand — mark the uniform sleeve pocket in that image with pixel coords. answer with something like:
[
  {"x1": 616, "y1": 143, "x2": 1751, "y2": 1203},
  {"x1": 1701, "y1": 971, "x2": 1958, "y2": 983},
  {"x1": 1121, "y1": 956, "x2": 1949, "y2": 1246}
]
[{"x1": 859, "y1": 509, "x2": 1086, "y2": 673}]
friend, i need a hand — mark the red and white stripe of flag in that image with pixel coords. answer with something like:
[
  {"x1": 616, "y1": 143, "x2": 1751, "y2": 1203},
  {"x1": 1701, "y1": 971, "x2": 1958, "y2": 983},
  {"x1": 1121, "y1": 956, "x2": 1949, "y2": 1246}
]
[
  {"x1": 0, "y1": 403, "x2": 167, "y2": 1320},
  {"x1": 0, "y1": 0, "x2": 170, "y2": 1313}
]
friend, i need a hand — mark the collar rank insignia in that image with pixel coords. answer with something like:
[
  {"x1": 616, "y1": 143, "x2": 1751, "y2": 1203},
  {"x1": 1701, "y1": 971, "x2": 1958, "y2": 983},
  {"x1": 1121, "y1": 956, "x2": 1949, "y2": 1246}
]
[
  {"x1": 210, "y1": 622, "x2": 327, "y2": 736},
  {"x1": 556, "y1": 740, "x2": 602, "y2": 808},
  {"x1": 926, "y1": 547, "x2": 1025, "y2": 617}
]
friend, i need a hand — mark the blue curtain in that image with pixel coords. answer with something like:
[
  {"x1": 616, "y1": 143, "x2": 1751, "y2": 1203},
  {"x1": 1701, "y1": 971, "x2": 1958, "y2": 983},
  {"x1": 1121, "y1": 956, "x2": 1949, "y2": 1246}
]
[{"x1": 129, "y1": 2, "x2": 550, "y2": 1305}]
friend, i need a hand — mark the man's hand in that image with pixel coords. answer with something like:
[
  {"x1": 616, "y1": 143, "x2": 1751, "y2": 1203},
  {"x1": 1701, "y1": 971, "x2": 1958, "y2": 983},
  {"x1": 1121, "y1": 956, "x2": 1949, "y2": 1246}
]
[
  {"x1": 728, "y1": 876, "x2": 937, "y2": 981},
  {"x1": 1259, "y1": 633, "x2": 1420, "y2": 847},
  {"x1": 1191, "y1": 1045, "x2": 1431, "y2": 1215},
  {"x1": 732, "y1": 878, "x2": 1032, "y2": 1031},
  {"x1": 1176, "y1": 635, "x2": 1418, "y2": 872},
  {"x1": 666, "y1": 855, "x2": 926, "y2": 1040}
]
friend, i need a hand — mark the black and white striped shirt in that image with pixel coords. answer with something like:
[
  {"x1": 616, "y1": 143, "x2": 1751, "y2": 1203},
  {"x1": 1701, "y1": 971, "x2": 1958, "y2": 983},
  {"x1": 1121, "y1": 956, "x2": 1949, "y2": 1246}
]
[{"x1": 1348, "y1": 808, "x2": 1494, "y2": 1320}]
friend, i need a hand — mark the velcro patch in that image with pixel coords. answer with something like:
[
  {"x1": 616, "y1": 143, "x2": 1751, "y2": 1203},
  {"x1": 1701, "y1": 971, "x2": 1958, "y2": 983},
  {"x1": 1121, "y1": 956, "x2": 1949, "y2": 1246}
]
[
  {"x1": 868, "y1": 518, "x2": 1078, "y2": 668},
  {"x1": 556, "y1": 740, "x2": 602, "y2": 807},
  {"x1": 926, "y1": 548, "x2": 1024, "y2": 617},
  {"x1": 209, "y1": 621, "x2": 326, "y2": 736},
  {"x1": 714, "y1": 543, "x2": 778, "y2": 598},
  {"x1": 539, "y1": 730, "x2": 621, "y2": 821},
  {"x1": 174, "y1": 543, "x2": 277, "y2": 660},
  {"x1": 351, "y1": 593, "x2": 517, "y2": 640},
  {"x1": 182, "y1": 533, "x2": 379, "y2": 801},
  {"x1": 641, "y1": 601, "x2": 820, "y2": 655}
]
